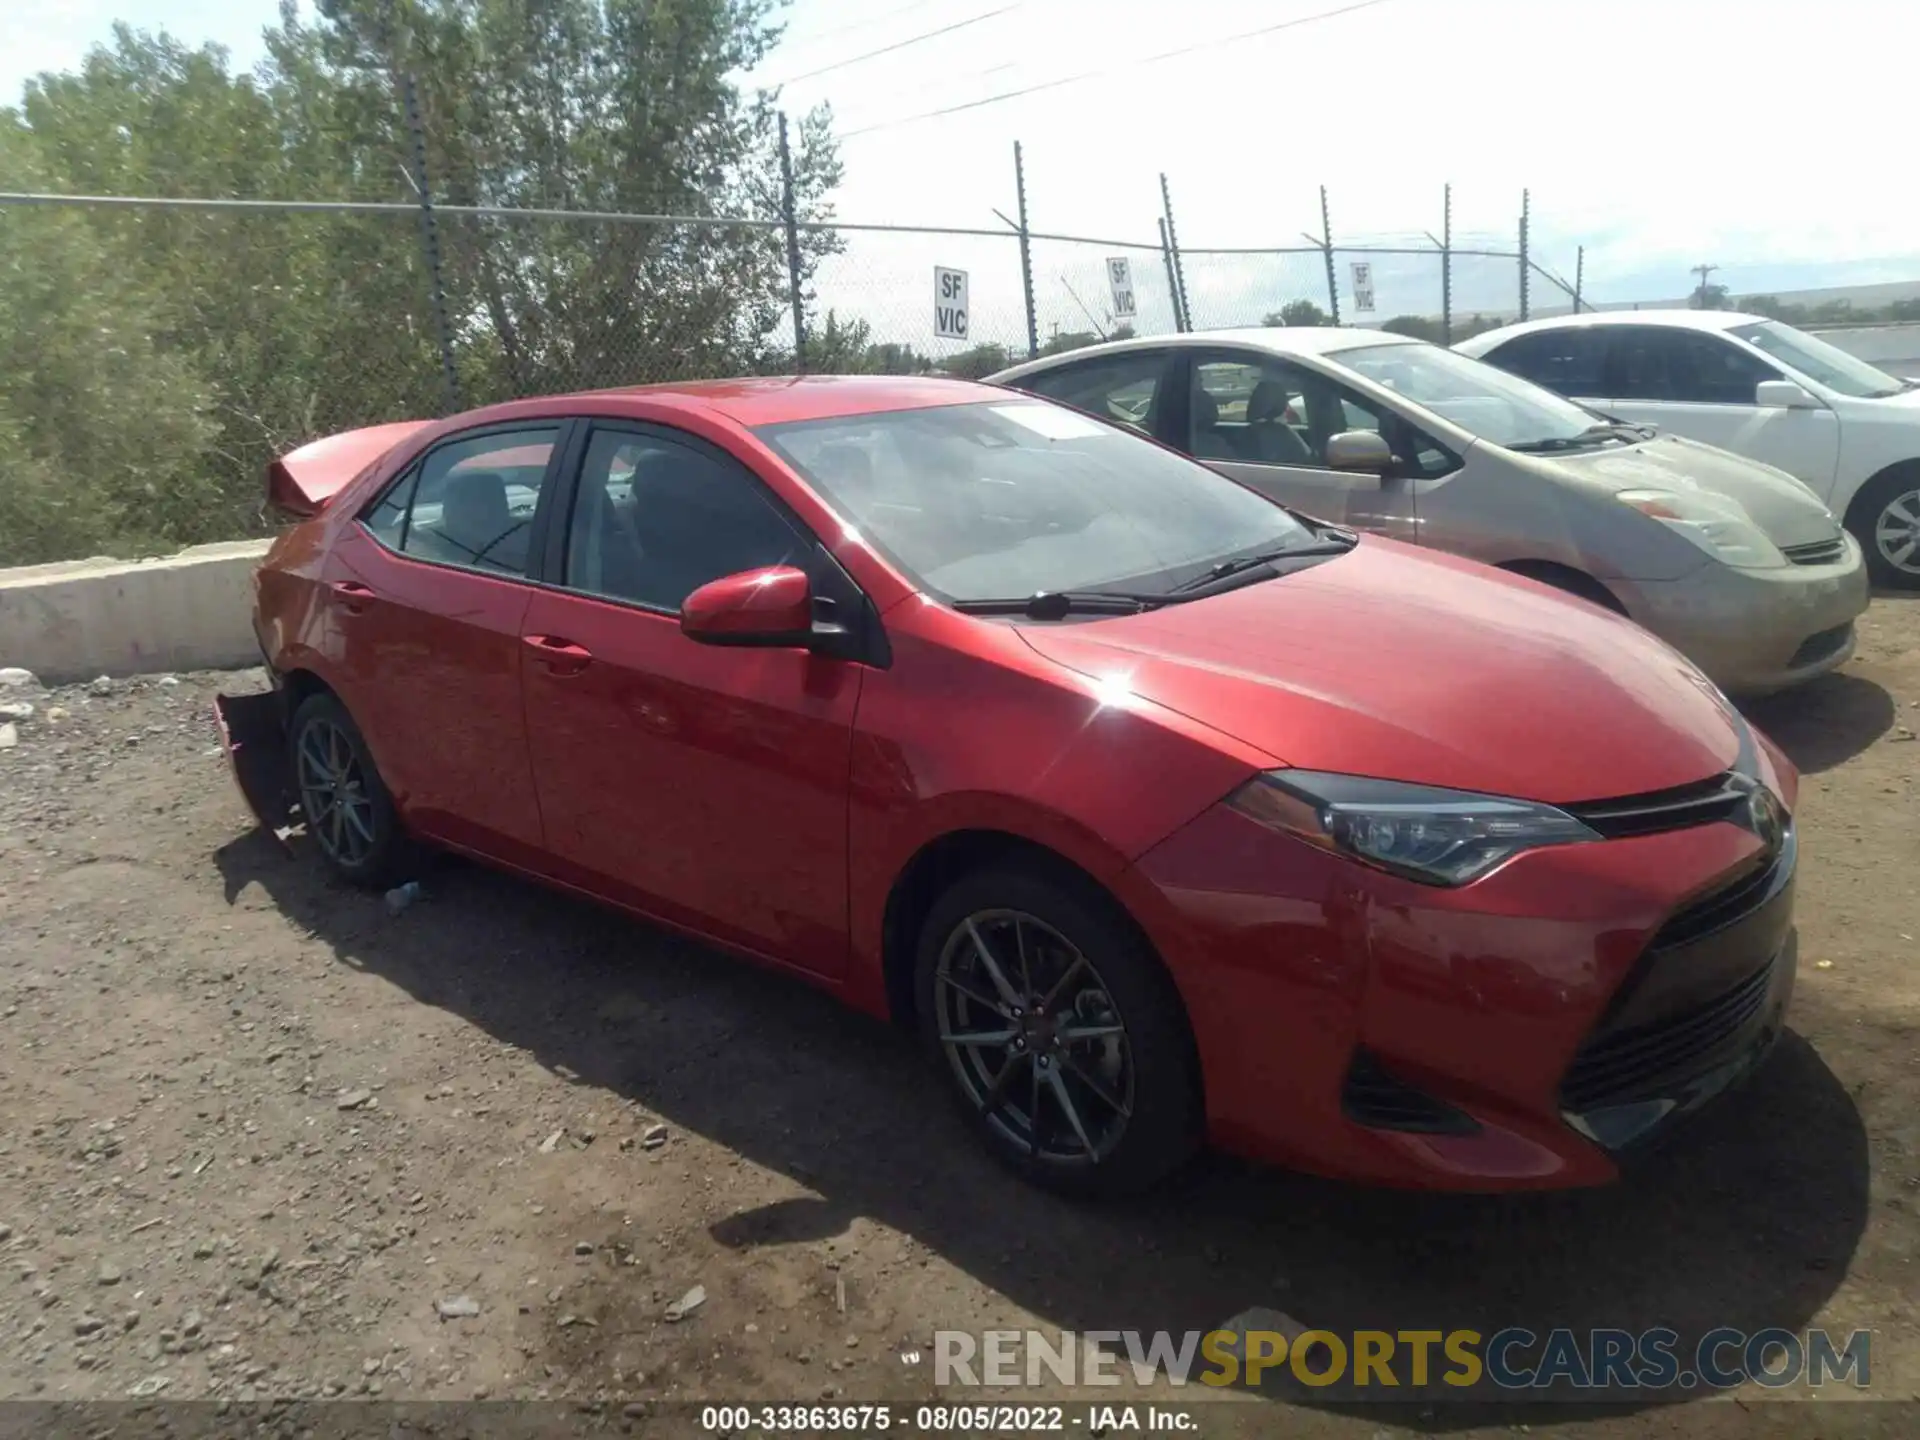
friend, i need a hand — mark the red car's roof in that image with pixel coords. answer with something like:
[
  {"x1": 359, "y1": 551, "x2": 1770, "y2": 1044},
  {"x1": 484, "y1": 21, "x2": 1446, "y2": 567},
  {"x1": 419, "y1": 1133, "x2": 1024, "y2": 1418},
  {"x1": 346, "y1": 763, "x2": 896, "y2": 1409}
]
[{"x1": 535, "y1": 375, "x2": 995, "y2": 428}]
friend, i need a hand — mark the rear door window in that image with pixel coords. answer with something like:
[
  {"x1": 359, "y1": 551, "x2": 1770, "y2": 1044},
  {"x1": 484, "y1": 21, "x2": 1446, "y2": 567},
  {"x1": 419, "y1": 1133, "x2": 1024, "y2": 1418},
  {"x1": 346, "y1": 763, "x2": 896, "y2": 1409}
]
[
  {"x1": 1481, "y1": 328, "x2": 1609, "y2": 397},
  {"x1": 362, "y1": 428, "x2": 561, "y2": 577},
  {"x1": 1007, "y1": 352, "x2": 1171, "y2": 437}
]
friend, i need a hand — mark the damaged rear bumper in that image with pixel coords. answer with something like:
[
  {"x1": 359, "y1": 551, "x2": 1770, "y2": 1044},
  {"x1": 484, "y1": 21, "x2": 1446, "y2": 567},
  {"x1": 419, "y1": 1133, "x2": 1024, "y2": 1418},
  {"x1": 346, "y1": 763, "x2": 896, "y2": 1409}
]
[{"x1": 213, "y1": 689, "x2": 297, "y2": 837}]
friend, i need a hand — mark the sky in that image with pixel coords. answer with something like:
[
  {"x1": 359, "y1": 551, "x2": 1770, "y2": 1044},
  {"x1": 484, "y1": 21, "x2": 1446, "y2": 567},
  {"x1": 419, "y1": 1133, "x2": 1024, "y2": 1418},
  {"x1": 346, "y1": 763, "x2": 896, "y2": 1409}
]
[{"x1": 6, "y1": 0, "x2": 1919, "y2": 346}]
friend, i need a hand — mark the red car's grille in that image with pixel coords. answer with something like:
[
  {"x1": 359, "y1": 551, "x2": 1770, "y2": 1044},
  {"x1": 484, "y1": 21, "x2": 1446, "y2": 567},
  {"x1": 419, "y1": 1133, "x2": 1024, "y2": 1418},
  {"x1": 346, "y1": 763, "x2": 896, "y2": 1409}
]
[
  {"x1": 1648, "y1": 850, "x2": 1785, "y2": 949},
  {"x1": 1560, "y1": 828, "x2": 1795, "y2": 1125},
  {"x1": 1560, "y1": 956, "x2": 1775, "y2": 1113}
]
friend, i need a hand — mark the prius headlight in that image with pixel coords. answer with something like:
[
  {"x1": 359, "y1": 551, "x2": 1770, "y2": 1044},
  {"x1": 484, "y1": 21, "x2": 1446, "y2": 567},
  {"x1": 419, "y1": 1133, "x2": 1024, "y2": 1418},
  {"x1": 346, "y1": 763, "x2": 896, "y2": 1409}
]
[
  {"x1": 1615, "y1": 488, "x2": 1786, "y2": 570},
  {"x1": 1226, "y1": 770, "x2": 1600, "y2": 886}
]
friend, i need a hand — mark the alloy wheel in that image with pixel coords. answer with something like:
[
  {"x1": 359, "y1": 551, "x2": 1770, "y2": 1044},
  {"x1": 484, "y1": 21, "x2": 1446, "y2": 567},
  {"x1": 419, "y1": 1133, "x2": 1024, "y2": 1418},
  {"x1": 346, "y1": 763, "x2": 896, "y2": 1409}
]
[
  {"x1": 1874, "y1": 486, "x2": 1920, "y2": 576},
  {"x1": 295, "y1": 716, "x2": 378, "y2": 869},
  {"x1": 933, "y1": 909, "x2": 1134, "y2": 1166}
]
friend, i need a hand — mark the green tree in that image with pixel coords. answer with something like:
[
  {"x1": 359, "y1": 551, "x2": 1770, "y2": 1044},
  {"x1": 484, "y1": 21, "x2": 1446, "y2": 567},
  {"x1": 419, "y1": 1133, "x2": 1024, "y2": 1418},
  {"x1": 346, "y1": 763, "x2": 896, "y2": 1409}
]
[
  {"x1": 805, "y1": 310, "x2": 876, "y2": 372},
  {"x1": 1451, "y1": 313, "x2": 1507, "y2": 342},
  {"x1": 0, "y1": 121, "x2": 219, "y2": 564},
  {"x1": 259, "y1": 0, "x2": 844, "y2": 394},
  {"x1": 941, "y1": 343, "x2": 1014, "y2": 380},
  {"x1": 1380, "y1": 315, "x2": 1442, "y2": 342},
  {"x1": 864, "y1": 341, "x2": 933, "y2": 375},
  {"x1": 5, "y1": 0, "x2": 846, "y2": 561},
  {"x1": 1265, "y1": 299, "x2": 1329, "y2": 327},
  {"x1": 1039, "y1": 329, "x2": 1101, "y2": 356},
  {"x1": 1692, "y1": 280, "x2": 1731, "y2": 310}
]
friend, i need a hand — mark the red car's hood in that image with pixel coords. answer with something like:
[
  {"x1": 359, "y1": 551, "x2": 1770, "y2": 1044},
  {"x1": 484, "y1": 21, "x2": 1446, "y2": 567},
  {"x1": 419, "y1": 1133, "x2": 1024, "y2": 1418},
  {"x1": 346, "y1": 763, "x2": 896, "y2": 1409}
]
[{"x1": 1016, "y1": 540, "x2": 1741, "y2": 805}]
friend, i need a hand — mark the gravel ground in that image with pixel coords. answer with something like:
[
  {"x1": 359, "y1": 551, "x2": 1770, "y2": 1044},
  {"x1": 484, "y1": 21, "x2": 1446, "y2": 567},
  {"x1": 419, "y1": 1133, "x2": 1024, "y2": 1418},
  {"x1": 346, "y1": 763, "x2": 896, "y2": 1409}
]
[{"x1": 0, "y1": 595, "x2": 1917, "y2": 1438}]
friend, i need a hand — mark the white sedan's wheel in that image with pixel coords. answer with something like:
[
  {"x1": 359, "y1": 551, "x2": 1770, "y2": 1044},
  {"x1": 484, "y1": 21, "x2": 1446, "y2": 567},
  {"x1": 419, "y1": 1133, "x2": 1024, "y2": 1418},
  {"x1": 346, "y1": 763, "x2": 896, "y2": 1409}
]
[
  {"x1": 1851, "y1": 467, "x2": 1920, "y2": 590},
  {"x1": 1871, "y1": 485, "x2": 1920, "y2": 578}
]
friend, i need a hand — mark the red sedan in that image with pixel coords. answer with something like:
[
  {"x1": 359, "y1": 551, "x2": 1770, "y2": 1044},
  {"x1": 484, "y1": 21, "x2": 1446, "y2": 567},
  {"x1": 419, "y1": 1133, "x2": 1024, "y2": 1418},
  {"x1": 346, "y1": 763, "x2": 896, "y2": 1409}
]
[{"x1": 218, "y1": 375, "x2": 1799, "y2": 1196}]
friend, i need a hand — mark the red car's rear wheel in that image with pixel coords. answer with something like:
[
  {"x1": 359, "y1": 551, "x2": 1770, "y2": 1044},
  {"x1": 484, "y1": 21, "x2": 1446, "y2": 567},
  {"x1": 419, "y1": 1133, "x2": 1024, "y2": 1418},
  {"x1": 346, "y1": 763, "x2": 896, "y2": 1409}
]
[
  {"x1": 915, "y1": 866, "x2": 1201, "y2": 1197},
  {"x1": 290, "y1": 692, "x2": 408, "y2": 889}
]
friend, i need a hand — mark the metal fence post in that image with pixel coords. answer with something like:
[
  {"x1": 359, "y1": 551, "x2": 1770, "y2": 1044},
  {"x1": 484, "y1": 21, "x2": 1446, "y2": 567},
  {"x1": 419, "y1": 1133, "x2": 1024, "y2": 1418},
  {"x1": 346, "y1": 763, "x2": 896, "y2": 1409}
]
[
  {"x1": 1518, "y1": 188, "x2": 1531, "y2": 322},
  {"x1": 1157, "y1": 217, "x2": 1186, "y2": 332},
  {"x1": 1319, "y1": 186, "x2": 1340, "y2": 326},
  {"x1": 398, "y1": 62, "x2": 459, "y2": 414},
  {"x1": 1441, "y1": 183, "x2": 1453, "y2": 345},
  {"x1": 1160, "y1": 174, "x2": 1192, "y2": 332},
  {"x1": 1014, "y1": 142, "x2": 1038, "y2": 360},
  {"x1": 777, "y1": 113, "x2": 807, "y2": 374},
  {"x1": 1574, "y1": 244, "x2": 1585, "y2": 314}
]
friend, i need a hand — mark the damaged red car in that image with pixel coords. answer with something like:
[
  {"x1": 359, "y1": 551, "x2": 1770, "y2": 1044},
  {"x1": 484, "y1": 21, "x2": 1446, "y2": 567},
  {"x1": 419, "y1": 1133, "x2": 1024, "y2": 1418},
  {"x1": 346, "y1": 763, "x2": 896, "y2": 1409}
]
[{"x1": 219, "y1": 376, "x2": 1799, "y2": 1196}]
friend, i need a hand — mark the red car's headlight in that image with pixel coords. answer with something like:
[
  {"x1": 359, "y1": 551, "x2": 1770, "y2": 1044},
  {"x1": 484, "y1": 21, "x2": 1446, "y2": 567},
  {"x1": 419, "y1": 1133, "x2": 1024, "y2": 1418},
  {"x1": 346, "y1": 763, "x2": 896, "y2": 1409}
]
[{"x1": 1226, "y1": 770, "x2": 1601, "y2": 887}]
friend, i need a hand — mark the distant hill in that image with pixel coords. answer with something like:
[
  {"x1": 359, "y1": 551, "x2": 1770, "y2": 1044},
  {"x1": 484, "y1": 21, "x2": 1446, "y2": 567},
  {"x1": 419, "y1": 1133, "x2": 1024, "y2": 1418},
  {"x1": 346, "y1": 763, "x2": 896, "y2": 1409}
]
[{"x1": 1585, "y1": 277, "x2": 1920, "y2": 314}]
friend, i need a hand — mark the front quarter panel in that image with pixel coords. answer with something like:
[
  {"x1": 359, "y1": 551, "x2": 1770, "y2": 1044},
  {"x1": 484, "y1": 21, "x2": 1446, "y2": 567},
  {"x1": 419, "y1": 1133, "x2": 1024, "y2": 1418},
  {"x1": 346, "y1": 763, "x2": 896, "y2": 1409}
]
[
  {"x1": 843, "y1": 601, "x2": 1276, "y2": 1018},
  {"x1": 1421, "y1": 444, "x2": 1711, "y2": 584},
  {"x1": 1831, "y1": 395, "x2": 1920, "y2": 514}
]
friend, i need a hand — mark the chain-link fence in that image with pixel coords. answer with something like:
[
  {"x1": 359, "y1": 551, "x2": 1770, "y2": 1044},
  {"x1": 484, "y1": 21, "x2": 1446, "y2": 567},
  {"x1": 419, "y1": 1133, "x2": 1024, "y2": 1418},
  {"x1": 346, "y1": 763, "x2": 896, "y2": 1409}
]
[
  {"x1": 0, "y1": 176, "x2": 1598, "y2": 565},
  {"x1": 1026, "y1": 235, "x2": 1179, "y2": 353}
]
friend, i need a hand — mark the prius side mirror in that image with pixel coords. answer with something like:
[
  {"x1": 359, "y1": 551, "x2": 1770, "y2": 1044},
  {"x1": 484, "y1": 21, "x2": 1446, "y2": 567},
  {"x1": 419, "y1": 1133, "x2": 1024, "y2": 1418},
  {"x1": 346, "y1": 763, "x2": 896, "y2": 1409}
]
[
  {"x1": 680, "y1": 565, "x2": 816, "y2": 648},
  {"x1": 1755, "y1": 380, "x2": 1820, "y2": 410},
  {"x1": 1325, "y1": 429, "x2": 1395, "y2": 476}
]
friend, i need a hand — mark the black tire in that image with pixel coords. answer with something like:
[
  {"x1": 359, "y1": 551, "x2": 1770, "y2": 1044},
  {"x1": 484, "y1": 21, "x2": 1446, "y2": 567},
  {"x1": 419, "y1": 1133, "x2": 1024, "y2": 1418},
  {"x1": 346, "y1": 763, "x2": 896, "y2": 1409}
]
[
  {"x1": 1845, "y1": 465, "x2": 1920, "y2": 590},
  {"x1": 288, "y1": 692, "x2": 409, "y2": 888},
  {"x1": 913, "y1": 865, "x2": 1201, "y2": 1198}
]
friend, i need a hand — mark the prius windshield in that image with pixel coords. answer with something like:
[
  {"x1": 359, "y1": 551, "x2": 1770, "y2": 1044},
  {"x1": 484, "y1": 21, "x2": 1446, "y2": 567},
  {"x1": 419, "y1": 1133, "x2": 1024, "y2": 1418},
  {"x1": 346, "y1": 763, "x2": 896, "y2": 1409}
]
[
  {"x1": 1337, "y1": 342, "x2": 1614, "y2": 450},
  {"x1": 757, "y1": 400, "x2": 1317, "y2": 601}
]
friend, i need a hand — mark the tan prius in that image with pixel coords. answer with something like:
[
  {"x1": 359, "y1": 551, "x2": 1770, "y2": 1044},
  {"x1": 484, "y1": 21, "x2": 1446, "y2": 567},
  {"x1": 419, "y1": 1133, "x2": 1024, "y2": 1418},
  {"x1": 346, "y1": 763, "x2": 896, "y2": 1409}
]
[{"x1": 991, "y1": 329, "x2": 1869, "y2": 695}]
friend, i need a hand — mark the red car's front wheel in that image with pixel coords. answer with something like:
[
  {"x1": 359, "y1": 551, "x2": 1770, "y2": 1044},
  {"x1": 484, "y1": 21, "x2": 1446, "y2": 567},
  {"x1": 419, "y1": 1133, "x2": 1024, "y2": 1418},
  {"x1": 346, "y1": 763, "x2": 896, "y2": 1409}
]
[{"x1": 915, "y1": 866, "x2": 1201, "y2": 1197}]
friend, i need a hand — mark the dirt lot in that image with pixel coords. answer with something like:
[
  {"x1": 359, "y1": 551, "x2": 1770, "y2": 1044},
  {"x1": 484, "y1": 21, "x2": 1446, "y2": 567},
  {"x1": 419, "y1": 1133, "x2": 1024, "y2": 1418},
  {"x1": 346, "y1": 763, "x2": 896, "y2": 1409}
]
[{"x1": 1, "y1": 595, "x2": 1917, "y2": 1438}]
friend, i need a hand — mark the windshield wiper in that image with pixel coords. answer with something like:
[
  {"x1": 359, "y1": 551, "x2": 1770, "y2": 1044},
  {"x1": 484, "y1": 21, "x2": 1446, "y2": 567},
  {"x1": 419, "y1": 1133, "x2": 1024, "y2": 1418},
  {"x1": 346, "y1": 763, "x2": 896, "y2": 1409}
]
[
  {"x1": 1507, "y1": 429, "x2": 1623, "y2": 453},
  {"x1": 951, "y1": 590, "x2": 1163, "y2": 619},
  {"x1": 1572, "y1": 408, "x2": 1659, "y2": 440},
  {"x1": 1169, "y1": 534, "x2": 1358, "y2": 594},
  {"x1": 1580, "y1": 421, "x2": 1648, "y2": 443}
]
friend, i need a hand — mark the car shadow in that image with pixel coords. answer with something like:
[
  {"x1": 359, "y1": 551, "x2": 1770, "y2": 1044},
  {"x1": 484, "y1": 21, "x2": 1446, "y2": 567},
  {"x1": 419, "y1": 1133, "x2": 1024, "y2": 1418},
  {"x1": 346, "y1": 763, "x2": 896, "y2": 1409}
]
[
  {"x1": 1742, "y1": 671, "x2": 1895, "y2": 774},
  {"x1": 214, "y1": 830, "x2": 1870, "y2": 1425}
]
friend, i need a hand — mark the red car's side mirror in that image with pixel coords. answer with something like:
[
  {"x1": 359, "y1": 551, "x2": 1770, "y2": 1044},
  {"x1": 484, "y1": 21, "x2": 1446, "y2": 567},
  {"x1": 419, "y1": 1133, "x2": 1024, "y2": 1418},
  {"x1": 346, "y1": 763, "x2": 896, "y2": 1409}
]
[{"x1": 680, "y1": 565, "x2": 815, "y2": 648}]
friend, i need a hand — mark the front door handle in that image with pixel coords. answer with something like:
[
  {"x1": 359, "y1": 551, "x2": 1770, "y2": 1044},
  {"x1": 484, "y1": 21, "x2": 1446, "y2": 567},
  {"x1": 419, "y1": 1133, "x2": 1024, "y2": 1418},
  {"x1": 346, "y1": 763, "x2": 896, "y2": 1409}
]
[
  {"x1": 523, "y1": 634, "x2": 593, "y2": 676},
  {"x1": 329, "y1": 580, "x2": 376, "y2": 614}
]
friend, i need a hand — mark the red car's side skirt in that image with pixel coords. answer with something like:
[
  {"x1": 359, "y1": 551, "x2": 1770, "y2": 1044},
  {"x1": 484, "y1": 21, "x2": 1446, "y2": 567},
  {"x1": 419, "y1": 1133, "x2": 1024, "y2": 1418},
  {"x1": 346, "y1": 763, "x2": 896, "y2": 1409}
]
[{"x1": 213, "y1": 692, "x2": 297, "y2": 843}]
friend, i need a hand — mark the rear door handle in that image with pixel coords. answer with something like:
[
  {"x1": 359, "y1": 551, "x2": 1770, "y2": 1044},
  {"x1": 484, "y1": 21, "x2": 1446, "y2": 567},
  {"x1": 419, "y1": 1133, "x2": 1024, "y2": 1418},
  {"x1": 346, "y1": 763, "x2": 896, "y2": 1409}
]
[
  {"x1": 329, "y1": 580, "x2": 376, "y2": 613},
  {"x1": 523, "y1": 634, "x2": 593, "y2": 675}
]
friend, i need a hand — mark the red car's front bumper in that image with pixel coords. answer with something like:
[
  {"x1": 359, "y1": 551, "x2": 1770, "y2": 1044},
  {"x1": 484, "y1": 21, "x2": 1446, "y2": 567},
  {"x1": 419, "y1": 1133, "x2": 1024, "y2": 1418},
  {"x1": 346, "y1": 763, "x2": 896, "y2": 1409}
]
[{"x1": 1133, "y1": 775, "x2": 1797, "y2": 1191}]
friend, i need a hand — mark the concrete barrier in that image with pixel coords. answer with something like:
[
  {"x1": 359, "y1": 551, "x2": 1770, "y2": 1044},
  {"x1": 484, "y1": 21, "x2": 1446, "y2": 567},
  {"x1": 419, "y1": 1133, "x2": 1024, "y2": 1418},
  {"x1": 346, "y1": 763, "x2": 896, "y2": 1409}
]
[
  {"x1": 0, "y1": 538, "x2": 270, "y2": 685},
  {"x1": 1810, "y1": 323, "x2": 1920, "y2": 377}
]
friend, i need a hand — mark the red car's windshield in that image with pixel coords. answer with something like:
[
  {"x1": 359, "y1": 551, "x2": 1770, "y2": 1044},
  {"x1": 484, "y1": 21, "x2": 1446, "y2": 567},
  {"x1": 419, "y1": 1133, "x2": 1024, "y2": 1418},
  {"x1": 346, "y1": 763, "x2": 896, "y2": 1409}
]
[{"x1": 756, "y1": 399, "x2": 1315, "y2": 601}]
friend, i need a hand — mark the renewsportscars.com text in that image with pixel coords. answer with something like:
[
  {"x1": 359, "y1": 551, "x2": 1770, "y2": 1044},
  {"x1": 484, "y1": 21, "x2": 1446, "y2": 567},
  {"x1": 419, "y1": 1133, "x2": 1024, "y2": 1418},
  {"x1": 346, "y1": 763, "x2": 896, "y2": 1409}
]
[{"x1": 934, "y1": 1326, "x2": 1872, "y2": 1394}]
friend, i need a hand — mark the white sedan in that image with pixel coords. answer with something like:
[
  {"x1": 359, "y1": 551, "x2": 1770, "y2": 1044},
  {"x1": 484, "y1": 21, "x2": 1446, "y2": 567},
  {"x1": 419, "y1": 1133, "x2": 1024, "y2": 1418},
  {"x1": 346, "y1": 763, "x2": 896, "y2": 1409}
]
[{"x1": 1457, "y1": 310, "x2": 1920, "y2": 587}]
